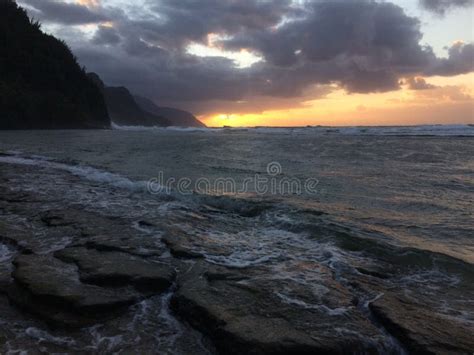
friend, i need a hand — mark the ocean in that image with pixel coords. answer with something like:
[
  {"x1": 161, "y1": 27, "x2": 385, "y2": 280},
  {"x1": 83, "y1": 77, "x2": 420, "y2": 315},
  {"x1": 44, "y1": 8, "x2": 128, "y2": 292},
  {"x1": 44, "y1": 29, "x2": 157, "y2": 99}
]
[{"x1": 0, "y1": 125, "x2": 473, "y2": 353}]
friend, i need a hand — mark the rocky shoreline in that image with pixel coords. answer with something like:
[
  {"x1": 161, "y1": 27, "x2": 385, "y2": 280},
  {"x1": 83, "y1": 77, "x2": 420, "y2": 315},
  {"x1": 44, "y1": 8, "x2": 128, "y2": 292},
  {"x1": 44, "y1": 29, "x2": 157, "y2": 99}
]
[{"x1": 1, "y1": 160, "x2": 473, "y2": 354}]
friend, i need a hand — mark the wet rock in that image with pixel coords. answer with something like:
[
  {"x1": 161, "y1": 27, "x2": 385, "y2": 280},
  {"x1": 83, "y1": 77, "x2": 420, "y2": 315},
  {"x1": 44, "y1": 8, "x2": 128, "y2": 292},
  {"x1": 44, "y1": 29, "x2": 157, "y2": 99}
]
[
  {"x1": 172, "y1": 261, "x2": 385, "y2": 354},
  {"x1": 39, "y1": 209, "x2": 126, "y2": 236},
  {"x1": 161, "y1": 232, "x2": 204, "y2": 259},
  {"x1": 301, "y1": 209, "x2": 326, "y2": 217},
  {"x1": 38, "y1": 209, "x2": 166, "y2": 257},
  {"x1": 82, "y1": 235, "x2": 165, "y2": 257},
  {"x1": 356, "y1": 267, "x2": 390, "y2": 279},
  {"x1": 0, "y1": 184, "x2": 55, "y2": 205},
  {"x1": 55, "y1": 247, "x2": 175, "y2": 292},
  {"x1": 137, "y1": 220, "x2": 156, "y2": 228},
  {"x1": 9, "y1": 254, "x2": 140, "y2": 327},
  {"x1": 0, "y1": 240, "x2": 18, "y2": 288},
  {"x1": 370, "y1": 293, "x2": 474, "y2": 354},
  {"x1": 0, "y1": 221, "x2": 35, "y2": 254},
  {"x1": 161, "y1": 229, "x2": 232, "y2": 259},
  {"x1": 41, "y1": 214, "x2": 74, "y2": 227},
  {"x1": 199, "y1": 197, "x2": 273, "y2": 218}
]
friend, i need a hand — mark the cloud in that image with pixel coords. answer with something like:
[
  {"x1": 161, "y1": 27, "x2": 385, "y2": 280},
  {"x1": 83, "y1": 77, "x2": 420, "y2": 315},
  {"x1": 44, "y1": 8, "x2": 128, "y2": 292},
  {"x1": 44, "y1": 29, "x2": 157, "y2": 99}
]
[
  {"x1": 92, "y1": 25, "x2": 121, "y2": 45},
  {"x1": 414, "y1": 85, "x2": 473, "y2": 102},
  {"x1": 404, "y1": 77, "x2": 437, "y2": 90},
  {"x1": 216, "y1": 1, "x2": 446, "y2": 93},
  {"x1": 20, "y1": 0, "x2": 109, "y2": 25},
  {"x1": 429, "y1": 42, "x2": 474, "y2": 76},
  {"x1": 18, "y1": 0, "x2": 474, "y2": 114},
  {"x1": 77, "y1": 0, "x2": 100, "y2": 7},
  {"x1": 419, "y1": 0, "x2": 473, "y2": 15},
  {"x1": 222, "y1": 1, "x2": 429, "y2": 67}
]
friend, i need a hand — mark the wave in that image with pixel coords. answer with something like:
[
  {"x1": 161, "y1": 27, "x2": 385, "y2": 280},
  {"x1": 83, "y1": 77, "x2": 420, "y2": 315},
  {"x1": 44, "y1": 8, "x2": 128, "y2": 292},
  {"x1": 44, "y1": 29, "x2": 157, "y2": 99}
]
[
  {"x1": 0, "y1": 153, "x2": 270, "y2": 214},
  {"x1": 251, "y1": 124, "x2": 474, "y2": 136},
  {"x1": 112, "y1": 123, "x2": 474, "y2": 136},
  {"x1": 0, "y1": 153, "x2": 152, "y2": 193},
  {"x1": 112, "y1": 122, "x2": 221, "y2": 132}
]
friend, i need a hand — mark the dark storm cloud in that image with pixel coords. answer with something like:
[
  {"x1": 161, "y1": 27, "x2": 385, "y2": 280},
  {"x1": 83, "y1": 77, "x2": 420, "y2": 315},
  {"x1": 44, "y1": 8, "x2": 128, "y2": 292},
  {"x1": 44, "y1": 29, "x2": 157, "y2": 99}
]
[
  {"x1": 92, "y1": 25, "x2": 121, "y2": 45},
  {"x1": 21, "y1": 0, "x2": 109, "y2": 25},
  {"x1": 219, "y1": 1, "x2": 437, "y2": 92},
  {"x1": 20, "y1": 0, "x2": 474, "y2": 112},
  {"x1": 145, "y1": 0, "x2": 299, "y2": 48},
  {"x1": 222, "y1": 1, "x2": 429, "y2": 67},
  {"x1": 429, "y1": 42, "x2": 474, "y2": 76},
  {"x1": 76, "y1": 44, "x2": 265, "y2": 103},
  {"x1": 419, "y1": 0, "x2": 473, "y2": 15}
]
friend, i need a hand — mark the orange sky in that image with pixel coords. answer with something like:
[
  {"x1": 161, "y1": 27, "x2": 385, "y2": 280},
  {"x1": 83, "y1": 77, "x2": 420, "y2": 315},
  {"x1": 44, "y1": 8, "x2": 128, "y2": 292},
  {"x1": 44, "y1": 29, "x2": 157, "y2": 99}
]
[{"x1": 202, "y1": 73, "x2": 474, "y2": 127}]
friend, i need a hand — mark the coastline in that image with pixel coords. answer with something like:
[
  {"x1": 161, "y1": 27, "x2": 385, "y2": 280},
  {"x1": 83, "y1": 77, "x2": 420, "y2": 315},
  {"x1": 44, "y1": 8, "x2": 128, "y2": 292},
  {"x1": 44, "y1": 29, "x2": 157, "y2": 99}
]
[{"x1": 1, "y1": 159, "x2": 473, "y2": 353}]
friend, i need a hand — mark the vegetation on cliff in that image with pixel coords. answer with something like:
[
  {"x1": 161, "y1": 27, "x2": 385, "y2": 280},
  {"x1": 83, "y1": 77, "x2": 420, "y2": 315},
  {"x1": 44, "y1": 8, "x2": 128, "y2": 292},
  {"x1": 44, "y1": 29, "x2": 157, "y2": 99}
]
[{"x1": 0, "y1": 0, "x2": 110, "y2": 129}]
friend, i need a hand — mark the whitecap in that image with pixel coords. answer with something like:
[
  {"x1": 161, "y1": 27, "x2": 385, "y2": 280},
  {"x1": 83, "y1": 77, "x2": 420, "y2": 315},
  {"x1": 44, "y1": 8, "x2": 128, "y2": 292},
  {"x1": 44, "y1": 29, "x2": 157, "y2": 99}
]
[{"x1": 112, "y1": 122, "x2": 221, "y2": 133}]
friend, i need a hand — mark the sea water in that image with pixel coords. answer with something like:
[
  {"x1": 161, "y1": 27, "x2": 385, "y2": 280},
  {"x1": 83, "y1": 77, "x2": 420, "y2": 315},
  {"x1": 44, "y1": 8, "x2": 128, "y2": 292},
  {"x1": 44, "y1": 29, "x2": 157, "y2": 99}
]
[{"x1": 0, "y1": 125, "x2": 473, "y2": 352}]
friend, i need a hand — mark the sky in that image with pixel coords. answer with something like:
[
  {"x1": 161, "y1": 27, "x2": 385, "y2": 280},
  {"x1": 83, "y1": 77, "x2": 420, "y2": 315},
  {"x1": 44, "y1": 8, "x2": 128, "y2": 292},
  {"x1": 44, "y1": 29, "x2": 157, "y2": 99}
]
[{"x1": 19, "y1": 0, "x2": 474, "y2": 126}]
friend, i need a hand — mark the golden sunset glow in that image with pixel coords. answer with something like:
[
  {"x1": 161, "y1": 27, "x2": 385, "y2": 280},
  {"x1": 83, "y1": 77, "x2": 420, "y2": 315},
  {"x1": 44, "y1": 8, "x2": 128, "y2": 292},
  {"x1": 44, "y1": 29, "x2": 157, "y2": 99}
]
[
  {"x1": 202, "y1": 74, "x2": 474, "y2": 127},
  {"x1": 76, "y1": 0, "x2": 99, "y2": 7}
]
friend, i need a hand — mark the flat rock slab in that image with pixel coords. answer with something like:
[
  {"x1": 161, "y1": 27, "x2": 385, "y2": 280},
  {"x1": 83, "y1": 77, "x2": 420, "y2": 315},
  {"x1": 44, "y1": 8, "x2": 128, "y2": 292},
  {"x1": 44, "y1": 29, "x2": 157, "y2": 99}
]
[
  {"x1": 370, "y1": 293, "x2": 474, "y2": 354},
  {"x1": 40, "y1": 209, "x2": 166, "y2": 255},
  {"x1": 162, "y1": 229, "x2": 232, "y2": 259},
  {"x1": 55, "y1": 247, "x2": 176, "y2": 292},
  {"x1": 82, "y1": 235, "x2": 166, "y2": 257},
  {"x1": 171, "y1": 261, "x2": 386, "y2": 354},
  {"x1": 9, "y1": 254, "x2": 140, "y2": 327}
]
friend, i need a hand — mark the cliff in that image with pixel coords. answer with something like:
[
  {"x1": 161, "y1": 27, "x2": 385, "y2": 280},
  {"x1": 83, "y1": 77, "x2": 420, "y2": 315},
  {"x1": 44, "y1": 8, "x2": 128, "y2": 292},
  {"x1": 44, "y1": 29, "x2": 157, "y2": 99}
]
[
  {"x1": 88, "y1": 73, "x2": 170, "y2": 127},
  {"x1": 0, "y1": 0, "x2": 110, "y2": 129},
  {"x1": 134, "y1": 96, "x2": 206, "y2": 128}
]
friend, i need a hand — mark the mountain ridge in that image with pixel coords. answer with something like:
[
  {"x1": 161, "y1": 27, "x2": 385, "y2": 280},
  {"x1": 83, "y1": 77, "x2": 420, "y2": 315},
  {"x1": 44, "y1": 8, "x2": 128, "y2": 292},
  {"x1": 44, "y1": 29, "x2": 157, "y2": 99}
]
[
  {"x1": 134, "y1": 96, "x2": 206, "y2": 128},
  {"x1": 88, "y1": 72, "x2": 205, "y2": 128},
  {"x1": 87, "y1": 73, "x2": 170, "y2": 127}
]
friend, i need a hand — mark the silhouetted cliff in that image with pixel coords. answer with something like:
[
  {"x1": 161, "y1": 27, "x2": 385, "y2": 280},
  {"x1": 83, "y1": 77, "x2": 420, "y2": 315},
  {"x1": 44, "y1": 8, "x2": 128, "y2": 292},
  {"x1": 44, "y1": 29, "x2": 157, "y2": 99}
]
[
  {"x1": 0, "y1": 0, "x2": 110, "y2": 129},
  {"x1": 88, "y1": 73, "x2": 170, "y2": 127},
  {"x1": 134, "y1": 96, "x2": 206, "y2": 128}
]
